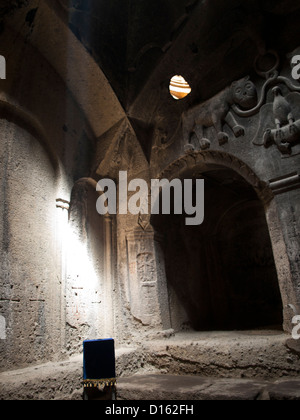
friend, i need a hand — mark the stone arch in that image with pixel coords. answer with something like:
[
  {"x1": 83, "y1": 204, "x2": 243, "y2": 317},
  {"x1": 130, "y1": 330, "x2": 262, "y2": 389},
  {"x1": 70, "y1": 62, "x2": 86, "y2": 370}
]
[
  {"x1": 159, "y1": 150, "x2": 273, "y2": 205},
  {"x1": 152, "y1": 151, "x2": 284, "y2": 332}
]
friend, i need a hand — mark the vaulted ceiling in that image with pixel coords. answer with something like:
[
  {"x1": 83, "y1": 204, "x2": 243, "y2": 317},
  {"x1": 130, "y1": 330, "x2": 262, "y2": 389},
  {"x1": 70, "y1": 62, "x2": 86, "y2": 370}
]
[
  {"x1": 2, "y1": 0, "x2": 300, "y2": 112},
  {"x1": 55, "y1": 0, "x2": 300, "y2": 111},
  {"x1": 1, "y1": 0, "x2": 300, "y2": 160}
]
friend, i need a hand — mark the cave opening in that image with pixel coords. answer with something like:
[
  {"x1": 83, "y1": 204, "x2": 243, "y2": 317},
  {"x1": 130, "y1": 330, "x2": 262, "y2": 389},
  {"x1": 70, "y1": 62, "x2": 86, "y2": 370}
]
[{"x1": 152, "y1": 167, "x2": 283, "y2": 332}]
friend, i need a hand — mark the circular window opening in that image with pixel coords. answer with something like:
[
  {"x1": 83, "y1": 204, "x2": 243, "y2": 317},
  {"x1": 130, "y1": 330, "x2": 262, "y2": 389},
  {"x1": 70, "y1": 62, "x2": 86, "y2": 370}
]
[{"x1": 169, "y1": 75, "x2": 191, "y2": 100}]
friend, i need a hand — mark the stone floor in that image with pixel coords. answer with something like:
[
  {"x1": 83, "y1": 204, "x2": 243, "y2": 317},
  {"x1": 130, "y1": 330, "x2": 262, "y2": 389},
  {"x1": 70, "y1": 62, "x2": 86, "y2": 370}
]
[
  {"x1": 0, "y1": 330, "x2": 299, "y2": 400},
  {"x1": 117, "y1": 374, "x2": 300, "y2": 400}
]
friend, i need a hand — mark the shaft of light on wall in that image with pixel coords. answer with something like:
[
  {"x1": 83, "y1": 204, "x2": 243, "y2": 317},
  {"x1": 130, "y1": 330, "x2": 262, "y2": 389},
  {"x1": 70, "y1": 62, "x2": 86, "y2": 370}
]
[
  {"x1": 66, "y1": 225, "x2": 100, "y2": 291},
  {"x1": 56, "y1": 202, "x2": 101, "y2": 313}
]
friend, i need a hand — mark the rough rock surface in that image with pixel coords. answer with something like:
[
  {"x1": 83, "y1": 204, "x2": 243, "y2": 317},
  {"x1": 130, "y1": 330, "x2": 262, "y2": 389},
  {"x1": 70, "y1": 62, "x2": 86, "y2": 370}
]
[
  {"x1": 117, "y1": 375, "x2": 300, "y2": 401},
  {"x1": 1, "y1": 331, "x2": 300, "y2": 400}
]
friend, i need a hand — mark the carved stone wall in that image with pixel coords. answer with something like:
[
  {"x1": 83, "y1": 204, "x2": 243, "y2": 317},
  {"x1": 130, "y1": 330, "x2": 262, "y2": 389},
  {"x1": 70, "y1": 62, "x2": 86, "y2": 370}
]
[
  {"x1": 0, "y1": 4, "x2": 101, "y2": 371},
  {"x1": 1, "y1": 0, "x2": 300, "y2": 381},
  {"x1": 102, "y1": 49, "x2": 300, "y2": 337},
  {"x1": 125, "y1": 227, "x2": 171, "y2": 331},
  {"x1": 145, "y1": 50, "x2": 300, "y2": 330}
]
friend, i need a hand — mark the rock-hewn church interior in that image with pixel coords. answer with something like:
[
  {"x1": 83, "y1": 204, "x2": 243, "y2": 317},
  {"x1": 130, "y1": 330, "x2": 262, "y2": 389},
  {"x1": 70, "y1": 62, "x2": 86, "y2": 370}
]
[{"x1": 0, "y1": 0, "x2": 300, "y2": 400}]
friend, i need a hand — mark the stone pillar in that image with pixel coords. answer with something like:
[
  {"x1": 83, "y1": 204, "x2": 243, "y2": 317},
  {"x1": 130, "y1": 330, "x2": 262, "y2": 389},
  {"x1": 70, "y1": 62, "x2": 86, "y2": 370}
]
[
  {"x1": 56, "y1": 198, "x2": 70, "y2": 353},
  {"x1": 104, "y1": 214, "x2": 115, "y2": 338},
  {"x1": 266, "y1": 173, "x2": 300, "y2": 332},
  {"x1": 126, "y1": 226, "x2": 171, "y2": 330}
]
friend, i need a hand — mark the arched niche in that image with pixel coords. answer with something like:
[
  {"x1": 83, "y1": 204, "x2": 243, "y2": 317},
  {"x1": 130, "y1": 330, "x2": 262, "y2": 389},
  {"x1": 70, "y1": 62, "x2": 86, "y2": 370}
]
[
  {"x1": 152, "y1": 152, "x2": 284, "y2": 332},
  {"x1": 66, "y1": 178, "x2": 115, "y2": 353}
]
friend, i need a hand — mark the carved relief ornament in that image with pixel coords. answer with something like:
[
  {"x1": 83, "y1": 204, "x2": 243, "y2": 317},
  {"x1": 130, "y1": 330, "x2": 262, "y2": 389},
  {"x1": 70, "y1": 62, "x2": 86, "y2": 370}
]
[{"x1": 171, "y1": 50, "x2": 300, "y2": 156}]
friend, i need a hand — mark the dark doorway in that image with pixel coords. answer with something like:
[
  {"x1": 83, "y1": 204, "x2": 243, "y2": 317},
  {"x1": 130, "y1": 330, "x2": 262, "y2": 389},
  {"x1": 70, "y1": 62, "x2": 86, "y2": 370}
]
[{"x1": 152, "y1": 168, "x2": 283, "y2": 331}]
